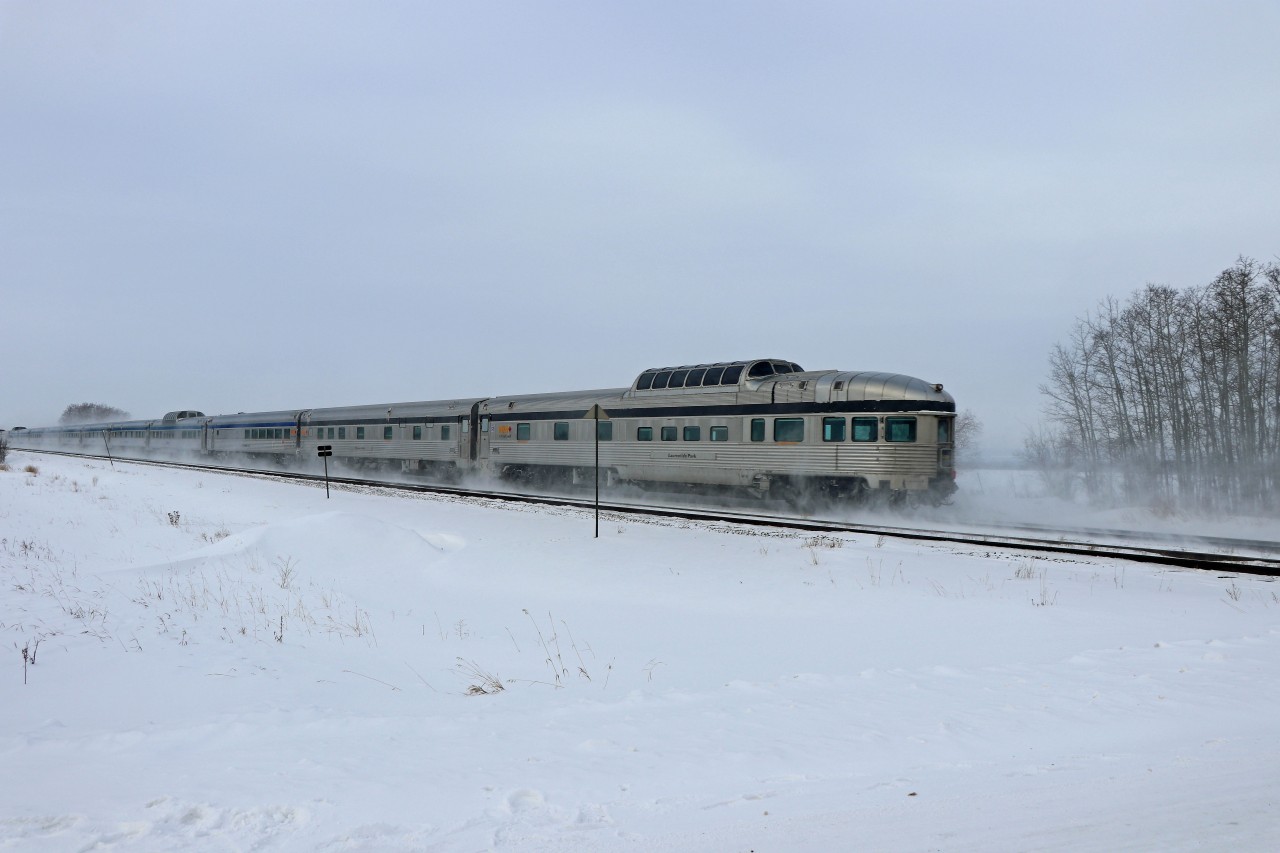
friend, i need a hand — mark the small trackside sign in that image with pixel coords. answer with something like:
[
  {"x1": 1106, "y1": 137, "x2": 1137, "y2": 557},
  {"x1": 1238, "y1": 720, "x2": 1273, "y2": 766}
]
[{"x1": 317, "y1": 445, "x2": 334, "y2": 499}]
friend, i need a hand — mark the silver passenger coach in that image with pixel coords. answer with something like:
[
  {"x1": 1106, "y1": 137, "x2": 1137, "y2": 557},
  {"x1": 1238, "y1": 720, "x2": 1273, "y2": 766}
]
[{"x1": 9, "y1": 358, "x2": 957, "y2": 505}]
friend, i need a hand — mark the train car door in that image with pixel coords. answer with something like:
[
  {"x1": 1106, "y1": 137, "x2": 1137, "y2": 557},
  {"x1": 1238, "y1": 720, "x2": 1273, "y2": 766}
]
[{"x1": 468, "y1": 403, "x2": 482, "y2": 462}]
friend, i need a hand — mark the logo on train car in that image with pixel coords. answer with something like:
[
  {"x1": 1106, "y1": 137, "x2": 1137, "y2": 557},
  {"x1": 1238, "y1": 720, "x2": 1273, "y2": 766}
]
[{"x1": 497, "y1": 425, "x2": 512, "y2": 437}]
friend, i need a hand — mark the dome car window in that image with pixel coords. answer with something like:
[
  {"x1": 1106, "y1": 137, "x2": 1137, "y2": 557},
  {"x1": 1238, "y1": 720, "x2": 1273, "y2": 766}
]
[
  {"x1": 773, "y1": 418, "x2": 804, "y2": 443},
  {"x1": 885, "y1": 417, "x2": 917, "y2": 442}
]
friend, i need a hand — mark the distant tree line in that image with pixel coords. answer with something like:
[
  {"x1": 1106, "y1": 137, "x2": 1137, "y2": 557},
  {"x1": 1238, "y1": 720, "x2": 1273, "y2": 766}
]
[
  {"x1": 1033, "y1": 256, "x2": 1280, "y2": 513},
  {"x1": 59, "y1": 403, "x2": 130, "y2": 424}
]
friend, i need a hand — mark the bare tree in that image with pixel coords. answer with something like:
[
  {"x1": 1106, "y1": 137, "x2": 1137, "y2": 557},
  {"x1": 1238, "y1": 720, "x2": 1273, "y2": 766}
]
[
  {"x1": 1033, "y1": 255, "x2": 1280, "y2": 513},
  {"x1": 59, "y1": 403, "x2": 130, "y2": 425},
  {"x1": 953, "y1": 409, "x2": 984, "y2": 465}
]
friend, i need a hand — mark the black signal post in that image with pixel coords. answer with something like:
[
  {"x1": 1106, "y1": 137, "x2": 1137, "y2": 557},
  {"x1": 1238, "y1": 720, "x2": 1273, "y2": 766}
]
[
  {"x1": 317, "y1": 444, "x2": 333, "y2": 498},
  {"x1": 584, "y1": 405, "x2": 609, "y2": 538},
  {"x1": 101, "y1": 429, "x2": 115, "y2": 470}
]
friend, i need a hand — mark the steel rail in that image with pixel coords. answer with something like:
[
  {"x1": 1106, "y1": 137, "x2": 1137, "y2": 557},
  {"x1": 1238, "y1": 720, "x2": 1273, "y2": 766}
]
[{"x1": 15, "y1": 448, "x2": 1280, "y2": 578}]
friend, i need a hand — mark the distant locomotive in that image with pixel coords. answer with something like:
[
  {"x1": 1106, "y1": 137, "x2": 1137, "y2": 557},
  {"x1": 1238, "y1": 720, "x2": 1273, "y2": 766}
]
[{"x1": 9, "y1": 358, "x2": 957, "y2": 504}]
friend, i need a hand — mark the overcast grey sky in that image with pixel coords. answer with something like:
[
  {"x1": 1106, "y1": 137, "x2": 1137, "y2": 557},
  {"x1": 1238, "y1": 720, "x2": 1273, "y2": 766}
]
[{"x1": 3, "y1": 1, "x2": 1277, "y2": 456}]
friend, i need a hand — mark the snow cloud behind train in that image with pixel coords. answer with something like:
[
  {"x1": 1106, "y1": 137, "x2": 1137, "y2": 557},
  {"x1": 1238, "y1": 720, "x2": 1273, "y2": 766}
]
[{"x1": 2, "y1": 1, "x2": 1278, "y2": 456}]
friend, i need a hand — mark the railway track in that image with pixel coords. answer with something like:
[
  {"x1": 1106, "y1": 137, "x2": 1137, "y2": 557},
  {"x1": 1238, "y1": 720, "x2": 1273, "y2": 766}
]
[{"x1": 18, "y1": 448, "x2": 1280, "y2": 578}]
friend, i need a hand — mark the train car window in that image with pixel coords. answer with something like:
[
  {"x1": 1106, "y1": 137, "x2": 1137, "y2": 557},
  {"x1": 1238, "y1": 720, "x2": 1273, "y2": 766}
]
[
  {"x1": 442, "y1": 425, "x2": 452, "y2": 440},
  {"x1": 652, "y1": 371, "x2": 672, "y2": 389},
  {"x1": 937, "y1": 417, "x2": 952, "y2": 444},
  {"x1": 517, "y1": 423, "x2": 531, "y2": 440},
  {"x1": 328, "y1": 428, "x2": 335, "y2": 439},
  {"x1": 356, "y1": 427, "x2": 365, "y2": 440},
  {"x1": 774, "y1": 418, "x2": 804, "y2": 443},
  {"x1": 750, "y1": 418, "x2": 765, "y2": 442},
  {"x1": 748, "y1": 361, "x2": 774, "y2": 378},
  {"x1": 772, "y1": 362, "x2": 793, "y2": 374},
  {"x1": 669, "y1": 369, "x2": 689, "y2": 388},
  {"x1": 851, "y1": 418, "x2": 877, "y2": 441},
  {"x1": 885, "y1": 417, "x2": 917, "y2": 442},
  {"x1": 636, "y1": 426, "x2": 653, "y2": 441},
  {"x1": 683, "y1": 426, "x2": 701, "y2": 441},
  {"x1": 709, "y1": 426, "x2": 728, "y2": 442},
  {"x1": 703, "y1": 366, "x2": 724, "y2": 385},
  {"x1": 276, "y1": 429, "x2": 285, "y2": 439},
  {"x1": 338, "y1": 427, "x2": 347, "y2": 440},
  {"x1": 636, "y1": 371, "x2": 657, "y2": 391},
  {"x1": 823, "y1": 417, "x2": 846, "y2": 442},
  {"x1": 721, "y1": 365, "x2": 744, "y2": 384},
  {"x1": 384, "y1": 426, "x2": 394, "y2": 440},
  {"x1": 413, "y1": 426, "x2": 422, "y2": 440},
  {"x1": 686, "y1": 368, "x2": 706, "y2": 386},
  {"x1": 661, "y1": 426, "x2": 677, "y2": 441},
  {"x1": 597, "y1": 421, "x2": 613, "y2": 441},
  {"x1": 554, "y1": 422, "x2": 569, "y2": 441},
  {"x1": 245, "y1": 430, "x2": 250, "y2": 440}
]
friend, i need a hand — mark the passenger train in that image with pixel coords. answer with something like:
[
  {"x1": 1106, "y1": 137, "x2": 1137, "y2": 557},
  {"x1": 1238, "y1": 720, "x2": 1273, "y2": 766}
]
[{"x1": 6, "y1": 358, "x2": 958, "y2": 505}]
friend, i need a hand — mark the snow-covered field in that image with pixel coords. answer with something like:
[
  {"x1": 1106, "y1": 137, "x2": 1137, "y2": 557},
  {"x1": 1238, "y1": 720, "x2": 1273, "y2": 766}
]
[{"x1": 2, "y1": 451, "x2": 1278, "y2": 851}]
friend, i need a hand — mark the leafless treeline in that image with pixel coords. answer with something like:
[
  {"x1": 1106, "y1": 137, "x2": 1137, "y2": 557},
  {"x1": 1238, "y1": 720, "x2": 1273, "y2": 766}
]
[{"x1": 1034, "y1": 256, "x2": 1280, "y2": 513}]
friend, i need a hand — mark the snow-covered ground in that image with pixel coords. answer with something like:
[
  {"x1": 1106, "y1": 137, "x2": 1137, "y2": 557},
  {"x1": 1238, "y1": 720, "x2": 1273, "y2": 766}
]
[{"x1": 2, "y1": 451, "x2": 1278, "y2": 851}]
